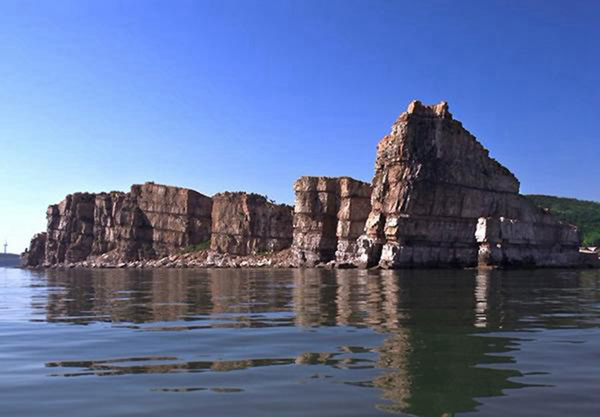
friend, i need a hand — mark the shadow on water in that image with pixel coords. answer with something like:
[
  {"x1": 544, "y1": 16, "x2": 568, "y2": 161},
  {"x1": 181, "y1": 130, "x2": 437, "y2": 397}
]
[{"x1": 20, "y1": 267, "x2": 600, "y2": 416}]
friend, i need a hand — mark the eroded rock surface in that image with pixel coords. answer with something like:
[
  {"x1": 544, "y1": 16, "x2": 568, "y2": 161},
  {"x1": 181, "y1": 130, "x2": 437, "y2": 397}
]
[
  {"x1": 45, "y1": 193, "x2": 97, "y2": 264},
  {"x1": 22, "y1": 101, "x2": 596, "y2": 270},
  {"x1": 292, "y1": 176, "x2": 371, "y2": 266},
  {"x1": 357, "y1": 100, "x2": 589, "y2": 268},
  {"x1": 335, "y1": 178, "x2": 372, "y2": 264},
  {"x1": 24, "y1": 182, "x2": 212, "y2": 266},
  {"x1": 91, "y1": 191, "x2": 155, "y2": 261},
  {"x1": 22, "y1": 232, "x2": 47, "y2": 267},
  {"x1": 210, "y1": 192, "x2": 293, "y2": 255},
  {"x1": 131, "y1": 182, "x2": 212, "y2": 257}
]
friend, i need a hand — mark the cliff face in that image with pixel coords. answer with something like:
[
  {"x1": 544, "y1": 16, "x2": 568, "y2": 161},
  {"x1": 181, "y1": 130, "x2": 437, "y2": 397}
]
[
  {"x1": 131, "y1": 182, "x2": 212, "y2": 257},
  {"x1": 22, "y1": 100, "x2": 596, "y2": 270},
  {"x1": 24, "y1": 183, "x2": 295, "y2": 267},
  {"x1": 45, "y1": 193, "x2": 97, "y2": 264},
  {"x1": 475, "y1": 206, "x2": 583, "y2": 267},
  {"x1": 92, "y1": 191, "x2": 154, "y2": 261},
  {"x1": 358, "y1": 100, "x2": 588, "y2": 268},
  {"x1": 22, "y1": 232, "x2": 47, "y2": 267},
  {"x1": 25, "y1": 182, "x2": 213, "y2": 266},
  {"x1": 335, "y1": 178, "x2": 373, "y2": 263},
  {"x1": 210, "y1": 192, "x2": 293, "y2": 255},
  {"x1": 292, "y1": 176, "x2": 371, "y2": 266}
]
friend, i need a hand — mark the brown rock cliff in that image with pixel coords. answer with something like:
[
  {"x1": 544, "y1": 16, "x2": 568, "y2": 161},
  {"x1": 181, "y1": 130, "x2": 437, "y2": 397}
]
[
  {"x1": 210, "y1": 192, "x2": 293, "y2": 255},
  {"x1": 357, "y1": 100, "x2": 588, "y2": 268},
  {"x1": 292, "y1": 176, "x2": 371, "y2": 266}
]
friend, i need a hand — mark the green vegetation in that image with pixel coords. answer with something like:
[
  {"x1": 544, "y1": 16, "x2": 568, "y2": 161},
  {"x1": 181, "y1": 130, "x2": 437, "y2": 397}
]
[
  {"x1": 181, "y1": 240, "x2": 211, "y2": 253},
  {"x1": 527, "y1": 195, "x2": 600, "y2": 247}
]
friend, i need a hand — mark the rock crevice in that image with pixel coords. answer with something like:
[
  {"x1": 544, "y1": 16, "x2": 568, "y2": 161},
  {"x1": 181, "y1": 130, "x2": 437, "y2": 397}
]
[{"x1": 291, "y1": 176, "x2": 371, "y2": 266}]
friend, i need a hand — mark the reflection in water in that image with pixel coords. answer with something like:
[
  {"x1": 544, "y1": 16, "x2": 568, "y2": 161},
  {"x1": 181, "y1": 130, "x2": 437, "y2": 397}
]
[
  {"x1": 23, "y1": 268, "x2": 600, "y2": 416},
  {"x1": 46, "y1": 351, "x2": 374, "y2": 378},
  {"x1": 474, "y1": 271, "x2": 490, "y2": 328}
]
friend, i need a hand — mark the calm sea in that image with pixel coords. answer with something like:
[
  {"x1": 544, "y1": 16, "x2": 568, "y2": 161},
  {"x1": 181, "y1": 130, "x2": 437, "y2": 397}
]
[{"x1": 1, "y1": 267, "x2": 600, "y2": 417}]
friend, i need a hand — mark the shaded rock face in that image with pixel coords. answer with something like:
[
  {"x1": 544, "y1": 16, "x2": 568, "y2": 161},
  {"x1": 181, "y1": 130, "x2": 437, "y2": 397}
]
[
  {"x1": 26, "y1": 182, "x2": 213, "y2": 266},
  {"x1": 22, "y1": 232, "x2": 47, "y2": 267},
  {"x1": 292, "y1": 177, "x2": 371, "y2": 266},
  {"x1": 358, "y1": 100, "x2": 586, "y2": 268},
  {"x1": 475, "y1": 210, "x2": 584, "y2": 268},
  {"x1": 211, "y1": 192, "x2": 293, "y2": 255},
  {"x1": 91, "y1": 192, "x2": 153, "y2": 260},
  {"x1": 45, "y1": 193, "x2": 97, "y2": 264}
]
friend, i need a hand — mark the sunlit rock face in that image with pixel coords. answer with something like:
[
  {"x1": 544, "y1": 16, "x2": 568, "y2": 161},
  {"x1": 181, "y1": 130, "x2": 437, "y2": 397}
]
[
  {"x1": 21, "y1": 101, "x2": 596, "y2": 270},
  {"x1": 25, "y1": 182, "x2": 213, "y2": 266},
  {"x1": 475, "y1": 214, "x2": 584, "y2": 267},
  {"x1": 45, "y1": 193, "x2": 97, "y2": 264},
  {"x1": 91, "y1": 191, "x2": 155, "y2": 261},
  {"x1": 358, "y1": 100, "x2": 588, "y2": 268},
  {"x1": 210, "y1": 192, "x2": 293, "y2": 256},
  {"x1": 292, "y1": 176, "x2": 371, "y2": 266},
  {"x1": 335, "y1": 178, "x2": 373, "y2": 263},
  {"x1": 130, "y1": 182, "x2": 213, "y2": 257}
]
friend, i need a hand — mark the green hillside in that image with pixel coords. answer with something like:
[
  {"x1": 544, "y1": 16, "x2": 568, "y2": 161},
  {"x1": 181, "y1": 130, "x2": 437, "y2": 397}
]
[{"x1": 526, "y1": 195, "x2": 600, "y2": 247}]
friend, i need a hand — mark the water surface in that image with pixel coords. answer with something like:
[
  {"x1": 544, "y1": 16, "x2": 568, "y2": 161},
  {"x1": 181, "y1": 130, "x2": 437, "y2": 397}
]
[{"x1": 1, "y1": 267, "x2": 600, "y2": 417}]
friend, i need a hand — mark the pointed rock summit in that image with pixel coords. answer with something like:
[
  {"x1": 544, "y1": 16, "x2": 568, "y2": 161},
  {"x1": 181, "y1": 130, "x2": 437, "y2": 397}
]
[{"x1": 356, "y1": 100, "x2": 591, "y2": 268}]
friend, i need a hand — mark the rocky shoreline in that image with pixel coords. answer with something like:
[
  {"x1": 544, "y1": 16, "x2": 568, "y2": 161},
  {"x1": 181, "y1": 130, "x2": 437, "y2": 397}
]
[
  {"x1": 26, "y1": 248, "x2": 370, "y2": 270},
  {"x1": 22, "y1": 100, "x2": 600, "y2": 270},
  {"x1": 32, "y1": 250, "x2": 294, "y2": 270},
  {"x1": 26, "y1": 247, "x2": 599, "y2": 271}
]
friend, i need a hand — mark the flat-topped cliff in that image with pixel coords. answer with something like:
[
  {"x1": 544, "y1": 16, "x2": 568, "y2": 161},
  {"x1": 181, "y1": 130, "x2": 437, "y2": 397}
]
[
  {"x1": 23, "y1": 182, "x2": 293, "y2": 267},
  {"x1": 211, "y1": 192, "x2": 293, "y2": 255}
]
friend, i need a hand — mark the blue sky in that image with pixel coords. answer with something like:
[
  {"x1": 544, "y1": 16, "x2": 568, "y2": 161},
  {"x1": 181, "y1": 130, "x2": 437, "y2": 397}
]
[{"x1": 1, "y1": 0, "x2": 599, "y2": 252}]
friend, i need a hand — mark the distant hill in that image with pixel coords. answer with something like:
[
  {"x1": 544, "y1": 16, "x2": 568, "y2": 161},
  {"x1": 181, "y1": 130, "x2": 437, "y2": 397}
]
[
  {"x1": 0, "y1": 253, "x2": 21, "y2": 268},
  {"x1": 527, "y1": 195, "x2": 600, "y2": 247}
]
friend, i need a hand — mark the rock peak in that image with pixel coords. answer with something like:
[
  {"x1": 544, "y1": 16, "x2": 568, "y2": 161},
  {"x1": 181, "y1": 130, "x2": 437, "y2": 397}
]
[
  {"x1": 406, "y1": 99, "x2": 450, "y2": 118},
  {"x1": 356, "y1": 99, "x2": 589, "y2": 269}
]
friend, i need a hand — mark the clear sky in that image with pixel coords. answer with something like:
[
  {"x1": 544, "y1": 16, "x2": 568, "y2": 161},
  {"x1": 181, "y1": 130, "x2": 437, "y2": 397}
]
[{"x1": 1, "y1": 0, "x2": 599, "y2": 253}]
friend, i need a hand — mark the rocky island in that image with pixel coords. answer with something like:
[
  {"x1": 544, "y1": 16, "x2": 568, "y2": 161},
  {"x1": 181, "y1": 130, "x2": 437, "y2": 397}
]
[{"x1": 22, "y1": 101, "x2": 600, "y2": 270}]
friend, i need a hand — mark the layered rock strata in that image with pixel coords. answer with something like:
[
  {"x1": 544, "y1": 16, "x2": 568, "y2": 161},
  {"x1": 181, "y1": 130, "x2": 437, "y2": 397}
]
[
  {"x1": 45, "y1": 193, "x2": 97, "y2": 264},
  {"x1": 210, "y1": 192, "x2": 293, "y2": 255},
  {"x1": 22, "y1": 100, "x2": 596, "y2": 270},
  {"x1": 357, "y1": 100, "x2": 590, "y2": 268},
  {"x1": 475, "y1": 212, "x2": 583, "y2": 267},
  {"x1": 292, "y1": 176, "x2": 371, "y2": 266},
  {"x1": 131, "y1": 182, "x2": 212, "y2": 257},
  {"x1": 24, "y1": 182, "x2": 213, "y2": 267},
  {"x1": 335, "y1": 178, "x2": 373, "y2": 263},
  {"x1": 91, "y1": 191, "x2": 155, "y2": 261}
]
